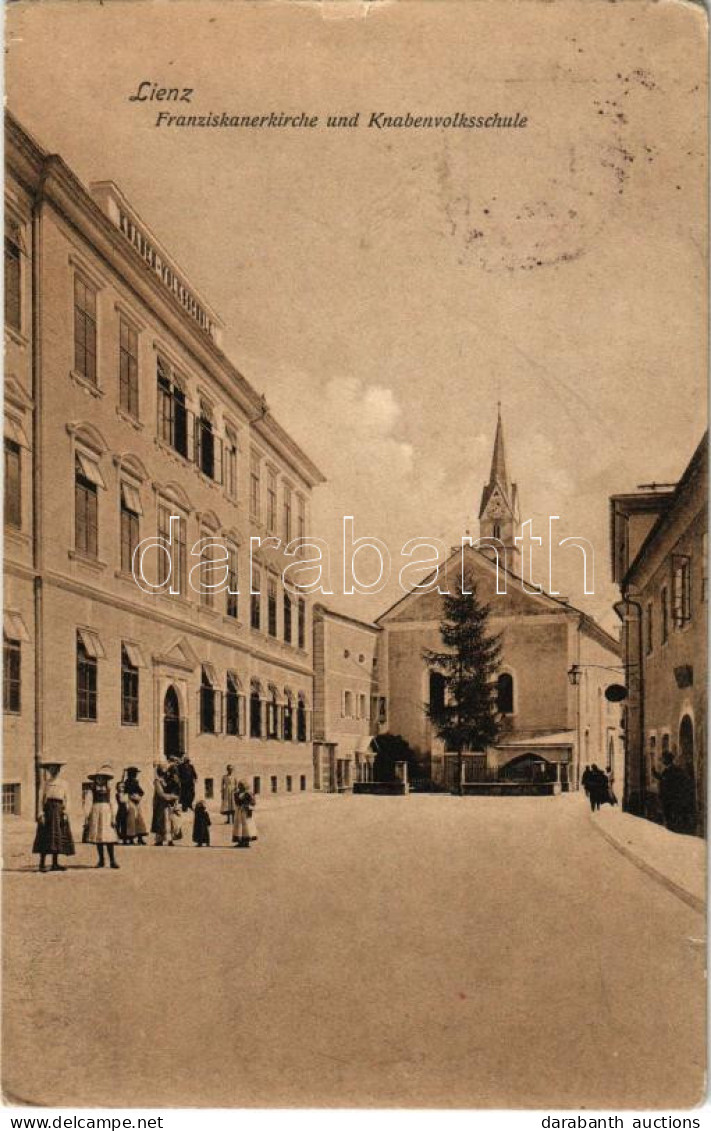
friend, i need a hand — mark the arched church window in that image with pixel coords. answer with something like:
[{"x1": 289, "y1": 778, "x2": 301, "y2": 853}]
[
  {"x1": 497, "y1": 672, "x2": 514, "y2": 715},
  {"x1": 493, "y1": 522, "x2": 501, "y2": 541}
]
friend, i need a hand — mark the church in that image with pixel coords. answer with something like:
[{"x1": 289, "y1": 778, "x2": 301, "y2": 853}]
[{"x1": 375, "y1": 411, "x2": 624, "y2": 793}]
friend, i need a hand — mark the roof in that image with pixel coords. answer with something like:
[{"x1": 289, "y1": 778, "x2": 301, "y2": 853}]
[
  {"x1": 313, "y1": 604, "x2": 380, "y2": 634},
  {"x1": 375, "y1": 541, "x2": 621, "y2": 655},
  {"x1": 621, "y1": 431, "x2": 708, "y2": 587}
]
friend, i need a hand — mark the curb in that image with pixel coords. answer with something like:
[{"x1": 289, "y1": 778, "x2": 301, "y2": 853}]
[{"x1": 588, "y1": 812, "x2": 705, "y2": 915}]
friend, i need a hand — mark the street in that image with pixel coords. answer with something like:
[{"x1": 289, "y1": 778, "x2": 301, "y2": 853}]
[{"x1": 2, "y1": 794, "x2": 706, "y2": 1109}]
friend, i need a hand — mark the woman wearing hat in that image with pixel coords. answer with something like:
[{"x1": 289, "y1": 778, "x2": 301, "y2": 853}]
[
  {"x1": 123, "y1": 767, "x2": 147, "y2": 845},
  {"x1": 83, "y1": 764, "x2": 120, "y2": 869},
  {"x1": 32, "y1": 760, "x2": 75, "y2": 872}
]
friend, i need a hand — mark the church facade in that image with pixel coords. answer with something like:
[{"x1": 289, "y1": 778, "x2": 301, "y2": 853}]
[{"x1": 376, "y1": 412, "x2": 624, "y2": 793}]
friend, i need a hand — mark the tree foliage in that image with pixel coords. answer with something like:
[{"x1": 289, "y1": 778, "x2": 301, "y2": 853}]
[{"x1": 424, "y1": 570, "x2": 502, "y2": 754}]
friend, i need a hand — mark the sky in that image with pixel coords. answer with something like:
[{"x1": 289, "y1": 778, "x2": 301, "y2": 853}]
[{"x1": 6, "y1": 0, "x2": 707, "y2": 629}]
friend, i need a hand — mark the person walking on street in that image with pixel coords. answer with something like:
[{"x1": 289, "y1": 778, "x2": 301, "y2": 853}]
[
  {"x1": 653, "y1": 750, "x2": 695, "y2": 834},
  {"x1": 84, "y1": 765, "x2": 120, "y2": 870},
  {"x1": 151, "y1": 763, "x2": 174, "y2": 846},
  {"x1": 124, "y1": 767, "x2": 147, "y2": 845},
  {"x1": 587, "y1": 764, "x2": 608, "y2": 812},
  {"x1": 581, "y1": 765, "x2": 593, "y2": 798},
  {"x1": 193, "y1": 800, "x2": 211, "y2": 846},
  {"x1": 232, "y1": 780, "x2": 257, "y2": 848},
  {"x1": 32, "y1": 760, "x2": 75, "y2": 872},
  {"x1": 178, "y1": 755, "x2": 198, "y2": 812},
  {"x1": 221, "y1": 764, "x2": 237, "y2": 824},
  {"x1": 115, "y1": 774, "x2": 129, "y2": 844}
]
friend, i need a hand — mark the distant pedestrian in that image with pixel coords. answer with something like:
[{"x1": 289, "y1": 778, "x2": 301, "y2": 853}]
[
  {"x1": 581, "y1": 765, "x2": 593, "y2": 797},
  {"x1": 233, "y1": 781, "x2": 257, "y2": 848},
  {"x1": 653, "y1": 751, "x2": 695, "y2": 834},
  {"x1": 587, "y1": 764, "x2": 608, "y2": 812},
  {"x1": 221, "y1": 764, "x2": 237, "y2": 824},
  {"x1": 605, "y1": 769, "x2": 618, "y2": 806},
  {"x1": 152, "y1": 764, "x2": 174, "y2": 846},
  {"x1": 32, "y1": 760, "x2": 75, "y2": 872},
  {"x1": 115, "y1": 776, "x2": 129, "y2": 844},
  {"x1": 178, "y1": 755, "x2": 198, "y2": 812},
  {"x1": 84, "y1": 765, "x2": 120, "y2": 870},
  {"x1": 123, "y1": 767, "x2": 147, "y2": 845},
  {"x1": 193, "y1": 800, "x2": 211, "y2": 846}
]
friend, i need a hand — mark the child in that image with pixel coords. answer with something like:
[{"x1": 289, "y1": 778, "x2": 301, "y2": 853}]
[
  {"x1": 84, "y1": 764, "x2": 120, "y2": 870},
  {"x1": 33, "y1": 760, "x2": 75, "y2": 872},
  {"x1": 169, "y1": 797, "x2": 183, "y2": 842},
  {"x1": 232, "y1": 781, "x2": 257, "y2": 848},
  {"x1": 192, "y1": 799, "x2": 211, "y2": 847}
]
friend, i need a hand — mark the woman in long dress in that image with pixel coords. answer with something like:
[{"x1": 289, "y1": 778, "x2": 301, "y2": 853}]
[
  {"x1": 232, "y1": 780, "x2": 258, "y2": 848},
  {"x1": 84, "y1": 764, "x2": 120, "y2": 869},
  {"x1": 32, "y1": 760, "x2": 75, "y2": 872},
  {"x1": 151, "y1": 764, "x2": 174, "y2": 846},
  {"x1": 123, "y1": 766, "x2": 147, "y2": 845},
  {"x1": 221, "y1": 764, "x2": 237, "y2": 824}
]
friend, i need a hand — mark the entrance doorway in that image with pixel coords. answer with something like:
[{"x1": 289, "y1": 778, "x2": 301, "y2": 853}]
[{"x1": 163, "y1": 685, "x2": 184, "y2": 760}]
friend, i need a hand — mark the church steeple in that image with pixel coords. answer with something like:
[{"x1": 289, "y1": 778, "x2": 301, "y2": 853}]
[
  {"x1": 478, "y1": 406, "x2": 520, "y2": 564},
  {"x1": 488, "y1": 402, "x2": 509, "y2": 495}
]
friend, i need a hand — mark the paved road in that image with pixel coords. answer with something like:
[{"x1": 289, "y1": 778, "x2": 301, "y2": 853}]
[{"x1": 2, "y1": 795, "x2": 705, "y2": 1108}]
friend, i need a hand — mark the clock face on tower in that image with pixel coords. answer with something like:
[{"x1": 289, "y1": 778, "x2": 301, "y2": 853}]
[{"x1": 488, "y1": 495, "x2": 506, "y2": 519}]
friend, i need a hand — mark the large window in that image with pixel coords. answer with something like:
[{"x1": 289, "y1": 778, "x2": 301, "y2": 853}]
[
  {"x1": 297, "y1": 692, "x2": 308, "y2": 743},
  {"x1": 75, "y1": 453, "x2": 101, "y2": 558},
  {"x1": 267, "y1": 574, "x2": 277, "y2": 637},
  {"x1": 199, "y1": 529, "x2": 216, "y2": 609},
  {"x1": 250, "y1": 680, "x2": 262, "y2": 738},
  {"x1": 120, "y1": 481, "x2": 142, "y2": 574},
  {"x1": 199, "y1": 664, "x2": 221, "y2": 734},
  {"x1": 4, "y1": 438, "x2": 21, "y2": 529},
  {"x1": 157, "y1": 357, "x2": 188, "y2": 457},
  {"x1": 226, "y1": 672, "x2": 241, "y2": 736},
  {"x1": 267, "y1": 686, "x2": 280, "y2": 739},
  {"x1": 251, "y1": 565, "x2": 261, "y2": 631},
  {"x1": 226, "y1": 541, "x2": 239, "y2": 619},
  {"x1": 283, "y1": 590, "x2": 292, "y2": 644},
  {"x1": 250, "y1": 456, "x2": 261, "y2": 521},
  {"x1": 225, "y1": 428, "x2": 238, "y2": 500},
  {"x1": 672, "y1": 555, "x2": 692, "y2": 628},
  {"x1": 74, "y1": 276, "x2": 97, "y2": 384},
  {"x1": 119, "y1": 318, "x2": 139, "y2": 418},
  {"x1": 283, "y1": 484, "x2": 292, "y2": 543},
  {"x1": 283, "y1": 691, "x2": 294, "y2": 741},
  {"x1": 267, "y1": 469, "x2": 277, "y2": 532},
  {"x1": 298, "y1": 598, "x2": 306, "y2": 650},
  {"x1": 297, "y1": 495, "x2": 305, "y2": 547},
  {"x1": 121, "y1": 644, "x2": 139, "y2": 725},
  {"x1": 2, "y1": 783, "x2": 21, "y2": 816},
  {"x1": 4, "y1": 220, "x2": 21, "y2": 331},
  {"x1": 497, "y1": 671, "x2": 514, "y2": 715},
  {"x1": 661, "y1": 586, "x2": 669, "y2": 645},
  {"x1": 157, "y1": 504, "x2": 187, "y2": 594},
  {"x1": 3, "y1": 635, "x2": 21, "y2": 713},
  {"x1": 196, "y1": 399, "x2": 219, "y2": 480},
  {"x1": 76, "y1": 631, "x2": 99, "y2": 721}
]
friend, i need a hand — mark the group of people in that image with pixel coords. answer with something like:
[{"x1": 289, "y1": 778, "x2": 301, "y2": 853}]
[
  {"x1": 581, "y1": 764, "x2": 618, "y2": 812},
  {"x1": 652, "y1": 750, "x2": 696, "y2": 835},
  {"x1": 32, "y1": 758, "x2": 258, "y2": 871}
]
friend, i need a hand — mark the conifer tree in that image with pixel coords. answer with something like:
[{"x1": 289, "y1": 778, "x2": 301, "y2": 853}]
[{"x1": 424, "y1": 570, "x2": 502, "y2": 787}]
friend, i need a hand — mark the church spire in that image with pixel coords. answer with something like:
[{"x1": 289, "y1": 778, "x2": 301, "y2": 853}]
[
  {"x1": 488, "y1": 401, "x2": 509, "y2": 493},
  {"x1": 478, "y1": 405, "x2": 520, "y2": 563}
]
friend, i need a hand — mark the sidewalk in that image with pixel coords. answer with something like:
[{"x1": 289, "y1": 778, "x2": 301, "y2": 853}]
[{"x1": 589, "y1": 799, "x2": 706, "y2": 913}]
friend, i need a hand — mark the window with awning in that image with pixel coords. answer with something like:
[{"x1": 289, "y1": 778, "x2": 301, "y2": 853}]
[
  {"x1": 3, "y1": 610, "x2": 29, "y2": 641},
  {"x1": 77, "y1": 627, "x2": 106, "y2": 660}
]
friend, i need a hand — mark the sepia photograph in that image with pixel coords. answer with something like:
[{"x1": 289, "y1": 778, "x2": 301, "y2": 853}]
[{"x1": 2, "y1": 0, "x2": 707, "y2": 1114}]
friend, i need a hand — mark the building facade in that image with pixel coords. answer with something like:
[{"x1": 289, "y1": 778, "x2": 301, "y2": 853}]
[
  {"x1": 3, "y1": 113, "x2": 325, "y2": 817},
  {"x1": 312, "y1": 605, "x2": 383, "y2": 791},
  {"x1": 610, "y1": 434, "x2": 707, "y2": 834},
  {"x1": 377, "y1": 414, "x2": 624, "y2": 792}
]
